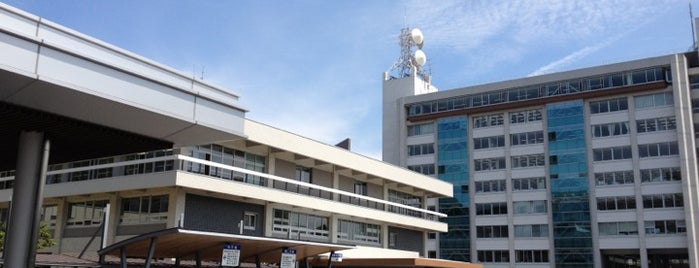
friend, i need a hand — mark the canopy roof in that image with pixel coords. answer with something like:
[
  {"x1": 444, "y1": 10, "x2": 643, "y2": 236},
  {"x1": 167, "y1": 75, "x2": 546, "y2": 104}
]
[{"x1": 98, "y1": 228, "x2": 355, "y2": 264}]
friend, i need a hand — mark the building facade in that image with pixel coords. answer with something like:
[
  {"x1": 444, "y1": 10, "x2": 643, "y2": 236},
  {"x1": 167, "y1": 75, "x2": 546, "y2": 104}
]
[
  {"x1": 0, "y1": 119, "x2": 453, "y2": 262},
  {"x1": 0, "y1": 4, "x2": 460, "y2": 266},
  {"x1": 383, "y1": 53, "x2": 699, "y2": 267}
]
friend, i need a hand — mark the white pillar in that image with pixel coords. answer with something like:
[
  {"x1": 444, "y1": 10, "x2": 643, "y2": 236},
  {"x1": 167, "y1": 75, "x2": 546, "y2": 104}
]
[{"x1": 5, "y1": 131, "x2": 50, "y2": 268}]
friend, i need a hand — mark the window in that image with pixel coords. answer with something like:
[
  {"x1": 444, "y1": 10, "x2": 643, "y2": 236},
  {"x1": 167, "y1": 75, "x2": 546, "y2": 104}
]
[
  {"x1": 476, "y1": 225, "x2": 509, "y2": 238},
  {"x1": 243, "y1": 212, "x2": 257, "y2": 230},
  {"x1": 428, "y1": 251, "x2": 437, "y2": 259},
  {"x1": 94, "y1": 157, "x2": 113, "y2": 178},
  {"x1": 475, "y1": 202, "x2": 507, "y2": 215},
  {"x1": 640, "y1": 167, "x2": 681, "y2": 183},
  {"x1": 510, "y1": 109, "x2": 542, "y2": 124},
  {"x1": 188, "y1": 145, "x2": 265, "y2": 184},
  {"x1": 120, "y1": 195, "x2": 169, "y2": 225},
  {"x1": 477, "y1": 250, "x2": 510, "y2": 263},
  {"x1": 68, "y1": 200, "x2": 108, "y2": 226},
  {"x1": 642, "y1": 193, "x2": 683, "y2": 209},
  {"x1": 512, "y1": 177, "x2": 546, "y2": 191},
  {"x1": 40, "y1": 205, "x2": 58, "y2": 228},
  {"x1": 475, "y1": 180, "x2": 506, "y2": 193},
  {"x1": 591, "y1": 122, "x2": 629, "y2": 138},
  {"x1": 516, "y1": 250, "x2": 549, "y2": 263},
  {"x1": 636, "y1": 116, "x2": 676, "y2": 133},
  {"x1": 69, "y1": 160, "x2": 91, "y2": 181},
  {"x1": 473, "y1": 135, "x2": 505, "y2": 149},
  {"x1": 510, "y1": 131, "x2": 544, "y2": 146},
  {"x1": 407, "y1": 123, "x2": 434, "y2": 136},
  {"x1": 513, "y1": 200, "x2": 547, "y2": 214},
  {"x1": 599, "y1": 222, "x2": 638, "y2": 236},
  {"x1": 428, "y1": 232, "x2": 437, "y2": 239},
  {"x1": 592, "y1": 146, "x2": 632, "y2": 161},
  {"x1": 473, "y1": 157, "x2": 506, "y2": 171},
  {"x1": 473, "y1": 113, "x2": 504, "y2": 128},
  {"x1": 514, "y1": 224, "x2": 548, "y2": 238},
  {"x1": 388, "y1": 189, "x2": 422, "y2": 217},
  {"x1": 596, "y1": 196, "x2": 636, "y2": 211},
  {"x1": 337, "y1": 219, "x2": 381, "y2": 245},
  {"x1": 408, "y1": 143, "x2": 435, "y2": 156},
  {"x1": 273, "y1": 209, "x2": 329, "y2": 241},
  {"x1": 295, "y1": 166, "x2": 312, "y2": 183},
  {"x1": 590, "y1": 97, "x2": 628, "y2": 114},
  {"x1": 389, "y1": 232, "x2": 398, "y2": 248},
  {"x1": 638, "y1": 142, "x2": 679, "y2": 158},
  {"x1": 594, "y1": 171, "x2": 634, "y2": 186},
  {"x1": 645, "y1": 220, "x2": 686, "y2": 234},
  {"x1": 511, "y1": 154, "x2": 545, "y2": 168},
  {"x1": 354, "y1": 182, "x2": 367, "y2": 196},
  {"x1": 407, "y1": 164, "x2": 435, "y2": 175},
  {"x1": 635, "y1": 92, "x2": 673, "y2": 109}
]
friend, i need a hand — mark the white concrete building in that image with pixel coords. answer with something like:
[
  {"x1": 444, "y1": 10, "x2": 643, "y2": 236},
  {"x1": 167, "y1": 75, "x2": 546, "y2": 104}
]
[
  {"x1": 383, "y1": 43, "x2": 699, "y2": 267},
  {"x1": 0, "y1": 3, "x2": 481, "y2": 268}
]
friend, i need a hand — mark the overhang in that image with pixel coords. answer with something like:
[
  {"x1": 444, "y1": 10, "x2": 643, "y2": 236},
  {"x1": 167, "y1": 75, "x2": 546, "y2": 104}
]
[
  {"x1": 0, "y1": 3, "x2": 247, "y2": 168},
  {"x1": 98, "y1": 228, "x2": 355, "y2": 264}
]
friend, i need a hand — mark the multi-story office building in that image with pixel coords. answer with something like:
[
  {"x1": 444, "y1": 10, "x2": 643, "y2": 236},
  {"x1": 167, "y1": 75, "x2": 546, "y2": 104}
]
[
  {"x1": 0, "y1": 119, "x2": 455, "y2": 266},
  {"x1": 383, "y1": 49, "x2": 699, "y2": 267}
]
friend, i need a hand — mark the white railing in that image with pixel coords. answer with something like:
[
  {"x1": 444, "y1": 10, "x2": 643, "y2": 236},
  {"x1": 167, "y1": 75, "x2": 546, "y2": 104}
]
[{"x1": 0, "y1": 154, "x2": 447, "y2": 221}]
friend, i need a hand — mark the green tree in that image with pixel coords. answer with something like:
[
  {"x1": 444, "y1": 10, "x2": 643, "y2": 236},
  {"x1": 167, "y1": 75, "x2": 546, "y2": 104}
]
[{"x1": 0, "y1": 222, "x2": 56, "y2": 251}]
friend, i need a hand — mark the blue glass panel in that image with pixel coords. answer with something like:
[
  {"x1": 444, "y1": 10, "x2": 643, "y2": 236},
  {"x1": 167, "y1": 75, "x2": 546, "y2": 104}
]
[
  {"x1": 547, "y1": 101, "x2": 593, "y2": 266},
  {"x1": 437, "y1": 116, "x2": 470, "y2": 262}
]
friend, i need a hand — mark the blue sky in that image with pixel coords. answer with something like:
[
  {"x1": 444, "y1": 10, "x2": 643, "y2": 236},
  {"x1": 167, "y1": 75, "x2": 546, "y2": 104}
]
[{"x1": 3, "y1": 0, "x2": 694, "y2": 159}]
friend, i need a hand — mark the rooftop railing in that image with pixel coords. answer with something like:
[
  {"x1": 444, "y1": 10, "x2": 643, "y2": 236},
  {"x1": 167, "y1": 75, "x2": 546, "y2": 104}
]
[{"x1": 0, "y1": 153, "x2": 446, "y2": 222}]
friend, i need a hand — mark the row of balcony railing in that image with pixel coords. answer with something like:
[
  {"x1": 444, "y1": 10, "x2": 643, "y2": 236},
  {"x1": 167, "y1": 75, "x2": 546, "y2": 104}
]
[{"x1": 0, "y1": 153, "x2": 446, "y2": 222}]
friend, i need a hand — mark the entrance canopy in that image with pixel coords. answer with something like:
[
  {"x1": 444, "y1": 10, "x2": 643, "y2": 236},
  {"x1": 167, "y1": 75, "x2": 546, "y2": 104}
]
[{"x1": 98, "y1": 228, "x2": 355, "y2": 265}]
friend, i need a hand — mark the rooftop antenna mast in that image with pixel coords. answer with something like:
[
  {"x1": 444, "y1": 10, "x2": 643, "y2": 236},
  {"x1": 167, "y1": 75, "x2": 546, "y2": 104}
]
[
  {"x1": 691, "y1": 0, "x2": 697, "y2": 50},
  {"x1": 386, "y1": 27, "x2": 429, "y2": 81}
]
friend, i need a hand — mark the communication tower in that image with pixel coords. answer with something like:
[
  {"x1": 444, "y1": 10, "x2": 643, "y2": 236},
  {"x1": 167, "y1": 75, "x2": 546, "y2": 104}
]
[{"x1": 386, "y1": 27, "x2": 430, "y2": 81}]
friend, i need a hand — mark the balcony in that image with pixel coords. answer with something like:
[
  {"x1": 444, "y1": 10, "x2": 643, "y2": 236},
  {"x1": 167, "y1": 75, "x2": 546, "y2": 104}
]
[{"x1": 0, "y1": 151, "x2": 446, "y2": 223}]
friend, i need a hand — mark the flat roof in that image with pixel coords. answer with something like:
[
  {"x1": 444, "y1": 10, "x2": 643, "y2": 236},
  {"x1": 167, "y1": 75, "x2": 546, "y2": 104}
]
[{"x1": 98, "y1": 228, "x2": 355, "y2": 264}]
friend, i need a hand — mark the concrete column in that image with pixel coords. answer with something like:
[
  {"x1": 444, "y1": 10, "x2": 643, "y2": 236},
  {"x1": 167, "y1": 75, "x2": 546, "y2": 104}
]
[
  {"x1": 381, "y1": 224, "x2": 389, "y2": 249},
  {"x1": 53, "y1": 198, "x2": 67, "y2": 253},
  {"x1": 267, "y1": 150, "x2": 277, "y2": 189},
  {"x1": 105, "y1": 194, "x2": 119, "y2": 246},
  {"x1": 265, "y1": 204, "x2": 274, "y2": 237},
  {"x1": 332, "y1": 167, "x2": 339, "y2": 201},
  {"x1": 330, "y1": 214, "x2": 338, "y2": 243},
  {"x1": 5, "y1": 131, "x2": 49, "y2": 268},
  {"x1": 170, "y1": 188, "x2": 187, "y2": 228}
]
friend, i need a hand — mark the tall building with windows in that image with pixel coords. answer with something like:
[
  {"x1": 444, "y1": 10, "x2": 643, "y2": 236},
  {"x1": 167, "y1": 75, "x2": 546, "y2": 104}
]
[{"x1": 383, "y1": 51, "x2": 699, "y2": 267}]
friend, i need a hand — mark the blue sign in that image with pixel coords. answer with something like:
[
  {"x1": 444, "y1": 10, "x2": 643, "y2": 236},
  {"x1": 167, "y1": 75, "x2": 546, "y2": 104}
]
[
  {"x1": 280, "y1": 249, "x2": 297, "y2": 268},
  {"x1": 221, "y1": 243, "x2": 241, "y2": 267},
  {"x1": 223, "y1": 244, "x2": 240, "y2": 250}
]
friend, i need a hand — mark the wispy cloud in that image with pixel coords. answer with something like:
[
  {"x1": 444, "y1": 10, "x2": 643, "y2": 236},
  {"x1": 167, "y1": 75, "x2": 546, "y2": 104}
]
[{"x1": 404, "y1": 0, "x2": 677, "y2": 79}]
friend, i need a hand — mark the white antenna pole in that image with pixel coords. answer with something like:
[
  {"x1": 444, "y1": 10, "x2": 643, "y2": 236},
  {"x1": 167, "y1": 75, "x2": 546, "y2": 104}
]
[{"x1": 691, "y1": 0, "x2": 697, "y2": 50}]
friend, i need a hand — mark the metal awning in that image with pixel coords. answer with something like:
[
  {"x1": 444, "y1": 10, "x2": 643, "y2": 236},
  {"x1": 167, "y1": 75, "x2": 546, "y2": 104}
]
[{"x1": 98, "y1": 228, "x2": 355, "y2": 267}]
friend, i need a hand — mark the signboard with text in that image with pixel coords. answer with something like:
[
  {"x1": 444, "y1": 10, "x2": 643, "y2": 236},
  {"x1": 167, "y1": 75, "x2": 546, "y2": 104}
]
[
  {"x1": 221, "y1": 243, "x2": 241, "y2": 267},
  {"x1": 280, "y1": 248, "x2": 297, "y2": 268},
  {"x1": 331, "y1": 252, "x2": 343, "y2": 262}
]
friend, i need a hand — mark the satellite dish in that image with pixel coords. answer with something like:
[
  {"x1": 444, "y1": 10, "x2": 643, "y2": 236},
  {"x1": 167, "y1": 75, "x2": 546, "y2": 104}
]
[
  {"x1": 410, "y1": 28, "x2": 424, "y2": 45},
  {"x1": 414, "y1": 49, "x2": 427, "y2": 66}
]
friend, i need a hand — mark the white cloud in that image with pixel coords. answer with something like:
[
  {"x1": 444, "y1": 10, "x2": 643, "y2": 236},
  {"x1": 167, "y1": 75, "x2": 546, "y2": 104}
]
[{"x1": 404, "y1": 0, "x2": 678, "y2": 76}]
